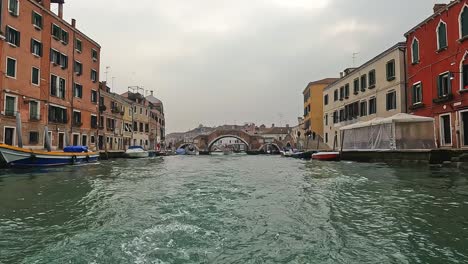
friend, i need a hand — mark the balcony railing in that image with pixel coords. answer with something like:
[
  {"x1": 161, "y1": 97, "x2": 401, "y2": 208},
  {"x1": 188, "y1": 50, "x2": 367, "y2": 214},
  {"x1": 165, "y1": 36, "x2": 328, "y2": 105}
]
[{"x1": 4, "y1": 109, "x2": 15, "y2": 117}]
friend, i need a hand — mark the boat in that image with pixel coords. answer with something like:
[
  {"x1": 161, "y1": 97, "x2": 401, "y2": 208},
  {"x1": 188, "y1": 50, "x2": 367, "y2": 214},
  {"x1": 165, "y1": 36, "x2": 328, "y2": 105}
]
[
  {"x1": 291, "y1": 150, "x2": 316, "y2": 160},
  {"x1": 0, "y1": 144, "x2": 99, "y2": 168},
  {"x1": 176, "y1": 148, "x2": 187, "y2": 155},
  {"x1": 125, "y1": 146, "x2": 149, "y2": 158},
  {"x1": 312, "y1": 152, "x2": 341, "y2": 161}
]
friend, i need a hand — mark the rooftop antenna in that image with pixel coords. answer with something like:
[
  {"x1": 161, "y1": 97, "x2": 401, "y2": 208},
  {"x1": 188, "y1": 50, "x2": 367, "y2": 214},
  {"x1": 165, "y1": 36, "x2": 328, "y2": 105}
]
[
  {"x1": 105, "y1": 66, "x2": 111, "y2": 83},
  {"x1": 112, "y1": 77, "x2": 116, "y2": 92},
  {"x1": 352, "y1": 52, "x2": 359, "y2": 67}
]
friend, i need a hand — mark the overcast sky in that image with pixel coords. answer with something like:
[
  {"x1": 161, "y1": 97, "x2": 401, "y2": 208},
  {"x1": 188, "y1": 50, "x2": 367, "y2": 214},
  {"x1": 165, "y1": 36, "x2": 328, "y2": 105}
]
[{"x1": 62, "y1": 0, "x2": 444, "y2": 133}]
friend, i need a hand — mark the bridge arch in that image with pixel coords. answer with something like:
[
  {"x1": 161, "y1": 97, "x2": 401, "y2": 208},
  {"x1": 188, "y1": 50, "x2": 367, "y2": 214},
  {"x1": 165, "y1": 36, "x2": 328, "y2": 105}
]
[
  {"x1": 207, "y1": 135, "x2": 250, "y2": 152},
  {"x1": 259, "y1": 143, "x2": 282, "y2": 152},
  {"x1": 178, "y1": 143, "x2": 200, "y2": 151}
]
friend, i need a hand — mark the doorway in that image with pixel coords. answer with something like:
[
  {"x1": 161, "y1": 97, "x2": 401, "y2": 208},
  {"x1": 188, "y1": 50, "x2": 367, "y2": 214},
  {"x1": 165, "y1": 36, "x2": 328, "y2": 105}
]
[
  {"x1": 440, "y1": 114, "x2": 452, "y2": 146},
  {"x1": 4, "y1": 127, "x2": 15, "y2": 146},
  {"x1": 58, "y1": 133, "x2": 65, "y2": 149},
  {"x1": 461, "y1": 111, "x2": 468, "y2": 147}
]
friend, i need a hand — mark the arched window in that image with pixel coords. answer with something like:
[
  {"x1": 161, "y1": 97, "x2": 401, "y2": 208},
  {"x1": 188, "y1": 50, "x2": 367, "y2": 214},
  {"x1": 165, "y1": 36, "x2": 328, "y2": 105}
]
[
  {"x1": 412, "y1": 38, "x2": 419, "y2": 64},
  {"x1": 437, "y1": 21, "x2": 448, "y2": 49},
  {"x1": 461, "y1": 5, "x2": 468, "y2": 38}
]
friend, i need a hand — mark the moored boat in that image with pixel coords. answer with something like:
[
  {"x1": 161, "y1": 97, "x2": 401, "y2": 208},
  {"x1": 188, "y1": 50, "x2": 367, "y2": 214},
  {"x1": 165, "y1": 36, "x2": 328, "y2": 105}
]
[
  {"x1": 0, "y1": 144, "x2": 99, "y2": 168},
  {"x1": 125, "y1": 146, "x2": 149, "y2": 158},
  {"x1": 312, "y1": 152, "x2": 340, "y2": 161}
]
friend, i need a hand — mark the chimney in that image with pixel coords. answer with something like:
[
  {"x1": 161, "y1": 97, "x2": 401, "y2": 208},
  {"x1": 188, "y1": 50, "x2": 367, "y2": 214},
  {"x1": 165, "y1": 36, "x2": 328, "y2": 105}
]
[
  {"x1": 42, "y1": 0, "x2": 51, "y2": 10},
  {"x1": 340, "y1": 72, "x2": 344, "y2": 78},
  {"x1": 433, "y1": 4, "x2": 447, "y2": 14},
  {"x1": 58, "y1": 2, "x2": 64, "y2": 18},
  {"x1": 71, "y1": 19, "x2": 76, "y2": 28},
  {"x1": 150, "y1": 91, "x2": 153, "y2": 96},
  {"x1": 272, "y1": 123, "x2": 275, "y2": 128},
  {"x1": 286, "y1": 124, "x2": 290, "y2": 128}
]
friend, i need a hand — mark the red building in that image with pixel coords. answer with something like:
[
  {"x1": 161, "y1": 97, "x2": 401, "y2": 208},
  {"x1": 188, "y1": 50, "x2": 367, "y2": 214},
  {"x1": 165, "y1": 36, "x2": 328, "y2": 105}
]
[{"x1": 406, "y1": 1, "x2": 468, "y2": 148}]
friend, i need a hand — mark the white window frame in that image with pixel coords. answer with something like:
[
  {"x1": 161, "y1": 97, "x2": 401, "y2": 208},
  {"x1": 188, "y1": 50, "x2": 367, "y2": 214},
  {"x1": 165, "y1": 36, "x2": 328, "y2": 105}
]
[
  {"x1": 61, "y1": 29, "x2": 69, "y2": 44},
  {"x1": 459, "y1": 110, "x2": 468, "y2": 147},
  {"x1": 74, "y1": 60, "x2": 82, "y2": 75},
  {"x1": 6, "y1": 56, "x2": 17, "y2": 79},
  {"x1": 75, "y1": 38, "x2": 82, "y2": 53},
  {"x1": 92, "y1": 49, "x2": 98, "y2": 61},
  {"x1": 386, "y1": 90, "x2": 397, "y2": 111},
  {"x1": 436, "y1": 20, "x2": 448, "y2": 50},
  {"x1": 4, "y1": 93, "x2": 18, "y2": 115},
  {"x1": 411, "y1": 37, "x2": 420, "y2": 64},
  {"x1": 369, "y1": 96, "x2": 377, "y2": 115},
  {"x1": 31, "y1": 67, "x2": 40, "y2": 86},
  {"x1": 32, "y1": 11, "x2": 42, "y2": 29},
  {"x1": 72, "y1": 133, "x2": 81, "y2": 146},
  {"x1": 81, "y1": 134, "x2": 88, "y2": 146},
  {"x1": 458, "y1": 4, "x2": 468, "y2": 40},
  {"x1": 438, "y1": 71, "x2": 451, "y2": 97},
  {"x1": 29, "y1": 100, "x2": 40, "y2": 120},
  {"x1": 439, "y1": 113, "x2": 453, "y2": 147},
  {"x1": 8, "y1": 0, "x2": 19, "y2": 16},
  {"x1": 73, "y1": 82, "x2": 83, "y2": 98},
  {"x1": 459, "y1": 50, "x2": 468, "y2": 91},
  {"x1": 6, "y1": 25, "x2": 19, "y2": 47},
  {"x1": 52, "y1": 23, "x2": 61, "y2": 39},
  {"x1": 91, "y1": 69, "x2": 97, "y2": 82},
  {"x1": 31, "y1": 38, "x2": 42, "y2": 57},
  {"x1": 3, "y1": 126, "x2": 16, "y2": 146},
  {"x1": 412, "y1": 81, "x2": 423, "y2": 104}
]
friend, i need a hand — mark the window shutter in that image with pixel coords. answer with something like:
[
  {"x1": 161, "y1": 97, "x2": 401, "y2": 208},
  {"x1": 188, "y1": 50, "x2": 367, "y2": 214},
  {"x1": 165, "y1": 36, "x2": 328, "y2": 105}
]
[
  {"x1": 437, "y1": 76, "x2": 442, "y2": 97},
  {"x1": 463, "y1": 7, "x2": 468, "y2": 37},
  {"x1": 30, "y1": 39, "x2": 34, "y2": 53},
  {"x1": 17, "y1": 31, "x2": 20, "y2": 47},
  {"x1": 39, "y1": 42, "x2": 43, "y2": 57}
]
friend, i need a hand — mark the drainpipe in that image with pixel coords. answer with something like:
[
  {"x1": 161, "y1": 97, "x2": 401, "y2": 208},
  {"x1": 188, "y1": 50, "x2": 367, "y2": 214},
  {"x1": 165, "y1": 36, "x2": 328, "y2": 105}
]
[{"x1": 401, "y1": 47, "x2": 408, "y2": 113}]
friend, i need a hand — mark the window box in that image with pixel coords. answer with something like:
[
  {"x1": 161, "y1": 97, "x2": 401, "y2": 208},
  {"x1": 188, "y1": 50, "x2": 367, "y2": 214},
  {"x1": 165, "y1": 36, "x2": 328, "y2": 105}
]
[
  {"x1": 409, "y1": 103, "x2": 425, "y2": 110},
  {"x1": 387, "y1": 76, "x2": 396, "y2": 81},
  {"x1": 368, "y1": 85, "x2": 376, "y2": 89},
  {"x1": 353, "y1": 92, "x2": 358, "y2": 95},
  {"x1": 436, "y1": 47, "x2": 448, "y2": 53},
  {"x1": 433, "y1": 93, "x2": 453, "y2": 104}
]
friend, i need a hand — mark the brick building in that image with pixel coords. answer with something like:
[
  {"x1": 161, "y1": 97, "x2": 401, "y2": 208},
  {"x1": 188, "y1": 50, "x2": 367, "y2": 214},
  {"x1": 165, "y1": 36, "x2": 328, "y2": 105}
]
[
  {"x1": 406, "y1": 1, "x2": 468, "y2": 148},
  {"x1": 0, "y1": 0, "x2": 100, "y2": 150}
]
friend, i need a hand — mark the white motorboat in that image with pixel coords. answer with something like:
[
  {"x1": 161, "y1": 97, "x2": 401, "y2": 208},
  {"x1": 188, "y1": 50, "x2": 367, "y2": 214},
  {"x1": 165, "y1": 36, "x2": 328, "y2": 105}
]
[{"x1": 125, "y1": 146, "x2": 149, "y2": 158}]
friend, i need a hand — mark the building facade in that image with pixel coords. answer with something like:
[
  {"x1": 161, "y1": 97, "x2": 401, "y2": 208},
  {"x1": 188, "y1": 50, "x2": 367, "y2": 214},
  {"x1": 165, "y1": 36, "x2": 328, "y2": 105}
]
[
  {"x1": 323, "y1": 43, "x2": 407, "y2": 149},
  {"x1": 303, "y1": 78, "x2": 338, "y2": 138},
  {"x1": 405, "y1": 2, "x2": 468, "y2": 148},
  {"x1": 0, "y1": 0, "x2": 100, "y2": 150}
]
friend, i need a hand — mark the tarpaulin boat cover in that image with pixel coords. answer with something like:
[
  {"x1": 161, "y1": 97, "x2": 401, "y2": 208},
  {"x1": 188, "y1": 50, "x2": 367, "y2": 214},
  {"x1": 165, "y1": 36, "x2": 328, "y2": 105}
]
[
  {"x1": 339, "y1": 113, "x2": 436, "y2": 150},
  {"x1": 63, "y1": 146, "x2": 89, "y2": 153}
]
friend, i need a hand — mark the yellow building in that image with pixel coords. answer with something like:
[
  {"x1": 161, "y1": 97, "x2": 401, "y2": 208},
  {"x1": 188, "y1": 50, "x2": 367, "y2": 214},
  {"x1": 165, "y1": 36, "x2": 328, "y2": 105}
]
[{"x1": 303, "y1": 78, "x2": 338, "y2": 138}]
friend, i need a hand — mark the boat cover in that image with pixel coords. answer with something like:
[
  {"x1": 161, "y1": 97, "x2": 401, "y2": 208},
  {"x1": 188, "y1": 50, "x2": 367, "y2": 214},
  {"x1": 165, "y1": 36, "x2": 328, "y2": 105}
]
[
  {"x1": 128, "y1": 146, "x2": 144, "y2": 150},
  {"x1": 63, "y1": 146, "x2": 89, "y2": 153}
]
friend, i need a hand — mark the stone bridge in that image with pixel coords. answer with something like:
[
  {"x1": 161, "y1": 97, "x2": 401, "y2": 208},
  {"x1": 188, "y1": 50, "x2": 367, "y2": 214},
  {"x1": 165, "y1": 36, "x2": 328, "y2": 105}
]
[{"x1": 177, "y1": 129, "x2": 282, "y2": 152}]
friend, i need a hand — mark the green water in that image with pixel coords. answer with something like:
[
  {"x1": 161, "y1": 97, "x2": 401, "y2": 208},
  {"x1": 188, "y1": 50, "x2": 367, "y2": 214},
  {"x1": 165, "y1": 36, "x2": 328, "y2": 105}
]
[{"x1": 1, "y1": 156, "x2": 468, "y2": 263}]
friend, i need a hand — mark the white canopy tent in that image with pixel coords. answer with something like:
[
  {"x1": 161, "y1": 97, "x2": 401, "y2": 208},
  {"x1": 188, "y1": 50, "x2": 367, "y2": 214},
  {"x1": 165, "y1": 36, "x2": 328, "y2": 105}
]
[{"x1": 340, "y1": 113, "x2": 436, "y2": 150}]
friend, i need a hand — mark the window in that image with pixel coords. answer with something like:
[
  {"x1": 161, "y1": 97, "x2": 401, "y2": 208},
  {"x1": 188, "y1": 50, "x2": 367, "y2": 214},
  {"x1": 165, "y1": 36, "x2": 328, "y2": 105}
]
[
  {"x1": 353, "y1": 78, "x2": 359, "y2": 94},
  {"x1": 73, "y1": 83, "x2": 83, "y2": 98},
  {"x1": 29, "y1": 132, "x2": 39, "y2": 144},
  {"x1": 91, "y1": 90, "x2": 98, "y2": 103},
  {"x1": 8, "y1": 0, "x2": 19, "y2": 16},
  {"x1": 369, "y1": 70, "x2": 376, "y2": 87},
  {"x1": 333, "y1": 111, "x2": 338, "y2": 124},
  {"x1": 31, "y1": 39, "x2": 42, "y2": 56},
  {"x1": 411, "y1": 39, "x2": 419, "y2": 64},
  {"x1": 91, "y1": 115, "x2": 98, "y2": 129},
  {"x1": 344, "y1": 84, "x2": 349, "y2": 98},
  {"x1": 386, "y1": 60, "x2": 396, "y2": 81},
  {"x1": 73, "y1": 111, "x2": 82, "y2": 126},
  {"x1": 437, "y1": 21, "x2": 448, "y2": 50},
  {"x1": 92, "y1": 49, "x2": 98, "y2": 61},
  {"x1": 324, "y1": 95, "x2": 329, "y2": 105},
  {"x1": 360, "y1": 101, "x2": 367, "y2": 117},
  {"x1": 61, "y1": 30, "x2": 69, "y2": 44},
  {"x1": 412, "y1": 82, "x2": 423, "y2": 104},
  {"x1": 339, "y1": 109, "x2": 345, "y2": 122},
  {"x1": 52, "y1": 24, "x2": 61, "y2": 39},
  {"x1": 360, "y1": 75, "x2": 367, "y2": 91},
  {"x1": 386, "y1": 90, "x2": 397, "y2": 111},
  {"x1": 6, "y1": 26, "x2": 20, "y2": 47},
  {"x1": 82, "y1": 135, "x2": 88, "y2": 146},
  {"x1": 48, "y1": 105, "x2": 67, "y2": 123},
  {"x1": 59, "y1": 53, "x2": 68, "y2": 69},
  {"x1": 461, "y1": 5, "x2": 468, "y2": 39},
  {"x1": 74, "y1": 61, "x2": 83, "y2": 75},
  {"x1": 463, "y1": 64, "x2": 468, "y2": 90},
  {"x1": 5, "y1": 95, "x2": 16, "y2": 116},
  {"x1": 91, "y1": 135, "x2": 95, "y2": 144},
  {"x1": 440, "y1": 114, "x2": 452, "y2": 145},
  {"x1": 145, "y1": 124, "x2": 149, "y2": 133},
  {"x1": 139, "y1": 123, "x2": 144, "y2": 132},
  {"x1": 50, "y1": 75, "x2": 66, "y2": 99},
  {"x1": 325, "y1": 114, "x2": 328, "y2": 126},
  {"x1": 334, "y1": 90, "x2": 338, "y2": 101},
  {"x1": 32, "y1": 12, "x2": 42, "y2": 29},
  {"x1": 29, "y1": 101, "x2": 39, "y2": 120},
  {"x1": 325, "y1": 133, "x2": 328, "y2": 143},
  {"x1": 75, "y1": 38, "x2": 82, "y2": 53},
  {"x1": 369, "y1": 97, "x2": 377, "y2": 115},
  {"x1": 50, "y1": 49, "x2": 60, "y2": 64},
  {"x1": 6, "y1": 57, "x2": 16, "y2": 78},
  {"x1": 32, "y1": 67, "x2": 40, "y2": 86},
  {"x1": 72, "y1": 134, "x2": 79, "y2": 146},
  {"x1": 437, "y1": 72, "x2": 451, "y2": 97},
  {"x1": 91, "y1": 69, "x2": 98, "y2": 82},
  {"x1": 339, "y1": 86, "x2": 344, "y2": 100}
]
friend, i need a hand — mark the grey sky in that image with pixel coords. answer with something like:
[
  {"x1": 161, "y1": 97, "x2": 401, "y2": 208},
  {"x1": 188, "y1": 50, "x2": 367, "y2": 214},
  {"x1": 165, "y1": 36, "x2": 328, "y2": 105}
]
[{"x1": 62, "y1": 0, "x2": 443, "y2": 133}]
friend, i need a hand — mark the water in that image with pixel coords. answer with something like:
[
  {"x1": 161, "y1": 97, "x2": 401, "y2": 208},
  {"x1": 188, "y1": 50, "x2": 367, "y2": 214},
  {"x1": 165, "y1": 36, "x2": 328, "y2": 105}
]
[{"x1": 1, "y1": 156, "x2": 468, "y2": 264}]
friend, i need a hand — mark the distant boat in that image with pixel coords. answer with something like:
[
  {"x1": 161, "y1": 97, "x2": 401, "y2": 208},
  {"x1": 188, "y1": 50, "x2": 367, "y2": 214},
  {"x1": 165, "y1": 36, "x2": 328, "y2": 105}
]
[
  {"x1": 0, "y1": 144, "x2": 99, "y2": 168},
  {"x1": 125, "y1": 146, "x2": 149, "y2": 158},
  {"x1": 291, "y1": 150, "x2": 316, "y2": 160},
  {"x1": 176, "y1": 148, "x2": 187, "y2": 155},
  {"x1": 312, "y1": 152, "x2": 340, "y2": 161}
]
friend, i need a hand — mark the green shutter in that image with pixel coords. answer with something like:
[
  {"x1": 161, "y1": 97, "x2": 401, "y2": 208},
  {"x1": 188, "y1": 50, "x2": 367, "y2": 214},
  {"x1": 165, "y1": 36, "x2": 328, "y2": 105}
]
[
  {"x1": 463, "y1": 7, "x2": 468, "y2": 38},
  {"x1": 438, "y1": 23, "x2": 447, "y2": 48}
]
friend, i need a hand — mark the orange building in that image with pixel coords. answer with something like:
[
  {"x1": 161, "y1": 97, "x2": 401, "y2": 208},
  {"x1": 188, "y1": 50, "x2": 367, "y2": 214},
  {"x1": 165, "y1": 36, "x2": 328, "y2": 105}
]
[
  {"x1": 0, "y1": 0, "x2": 100, "y2": 150},
  {"x1": 302, "y1": 78, "x2": 338, "y2": 138}
]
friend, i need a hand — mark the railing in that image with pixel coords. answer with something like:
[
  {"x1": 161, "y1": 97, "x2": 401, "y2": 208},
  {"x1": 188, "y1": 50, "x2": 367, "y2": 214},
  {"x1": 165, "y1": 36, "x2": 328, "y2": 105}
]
[{"x1": 4, "y1": 110, "x2": 15, "y2": 117}]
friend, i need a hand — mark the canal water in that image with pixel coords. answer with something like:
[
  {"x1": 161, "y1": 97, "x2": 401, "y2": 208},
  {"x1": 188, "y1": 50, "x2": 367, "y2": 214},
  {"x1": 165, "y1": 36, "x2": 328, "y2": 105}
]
[{"x1": 1, "y1": 156, "x2": 468, "y2": 264}]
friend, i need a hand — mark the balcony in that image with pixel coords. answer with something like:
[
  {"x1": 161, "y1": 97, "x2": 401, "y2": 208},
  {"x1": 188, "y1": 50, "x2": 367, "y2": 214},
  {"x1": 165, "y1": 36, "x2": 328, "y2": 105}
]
[{"x1": 111, "y1": 107, "x2": 121, "y2": 114}]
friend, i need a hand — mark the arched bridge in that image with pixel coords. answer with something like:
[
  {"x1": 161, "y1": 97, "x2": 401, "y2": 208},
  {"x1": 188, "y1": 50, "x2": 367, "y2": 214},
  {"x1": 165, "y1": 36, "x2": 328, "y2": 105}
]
[{"x1": 186, "y1": 129, "x2": 269, "y2": 152}]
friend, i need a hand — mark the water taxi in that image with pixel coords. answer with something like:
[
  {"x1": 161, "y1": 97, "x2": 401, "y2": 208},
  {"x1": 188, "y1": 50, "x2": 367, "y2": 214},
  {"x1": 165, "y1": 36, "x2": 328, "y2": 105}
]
[{"x1": 125, "y1": 146, "x2": 149, "y2": 158}]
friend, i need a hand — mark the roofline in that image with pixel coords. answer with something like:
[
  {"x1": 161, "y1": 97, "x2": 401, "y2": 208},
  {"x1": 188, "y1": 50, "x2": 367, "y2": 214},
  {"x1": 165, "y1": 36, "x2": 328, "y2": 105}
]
[
  {"x1": 324, "y1": 42, "x2": 406, "y2": 91},
  {"x1": 302, "y1": 78, "x2": 340, "y2": 94},
  {"x1": 29, "y1": 0, "x2": 101, "y2": 48},
  {"x1": 404, "y1": 0, "x2": 458, "y2": 37}
]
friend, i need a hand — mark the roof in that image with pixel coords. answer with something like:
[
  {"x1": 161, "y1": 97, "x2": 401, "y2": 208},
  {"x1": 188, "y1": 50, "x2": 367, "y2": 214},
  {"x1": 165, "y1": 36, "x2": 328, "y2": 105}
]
[
  {"x1": 260, "y1": 127, "x2": 291, "y2": 135},
  {"x1": 324, "y1": 42, "x2": 406, "y2": 91},
  {"x1": 146, "y1": 95, "x2": 163, "y2": 106},
  {"x1": 404, "y1": 1, "x2": 456, "y2": 37},
  {"x1": 340, "y1": 113, "x2": 435, "y2": 130},
  {"x1": 303, "y1": 78, "x2": 339, "y2": 94}
]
